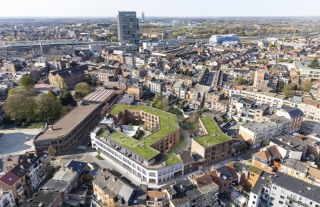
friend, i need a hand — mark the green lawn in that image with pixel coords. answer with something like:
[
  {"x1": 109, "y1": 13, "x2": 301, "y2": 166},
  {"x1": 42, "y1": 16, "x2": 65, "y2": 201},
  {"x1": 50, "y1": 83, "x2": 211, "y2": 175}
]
[
  {"x1": 169, "y1": 140, "x2": 188, "y2": 154},
  {"x1": 105, "y1": 105, "x2": 180, "y2": 161},
  {"x1": 95, "y1": 155, "x2": 105, "y2": 160},
  {"x1": 96, "y1": 129, "x2": 107, "y2": 138},
  {"x1": 3, "y1": 121, "x2": 46, "y2": 129},
  {"x1": 163, "y1": 154, "x2": 181, "y2": 166},
  {"x1": 247, "y1": 165, "x2": 262, "y2": 175},
  {"x1": 194, "y1": 116, "x2": 231, "y2": 148}
]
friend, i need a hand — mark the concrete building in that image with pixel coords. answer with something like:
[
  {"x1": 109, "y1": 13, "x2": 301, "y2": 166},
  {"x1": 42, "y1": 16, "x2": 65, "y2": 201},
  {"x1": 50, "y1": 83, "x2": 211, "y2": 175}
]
[
  {"x1": 33, "y1": 102, "x2": 101, "y2": 155},
  {"x1": 117, "y1": 11, "x2": 139, "y2": 49},
  {"x1": 0, "y1": 188, "x2": 16, "y2": 207}
]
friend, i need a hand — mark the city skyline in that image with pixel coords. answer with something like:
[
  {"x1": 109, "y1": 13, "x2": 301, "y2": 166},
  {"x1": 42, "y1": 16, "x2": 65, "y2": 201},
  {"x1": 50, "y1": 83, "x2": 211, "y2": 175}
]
[{"x1": 0, "y1": 0, "x2": 320, "y2": 18}]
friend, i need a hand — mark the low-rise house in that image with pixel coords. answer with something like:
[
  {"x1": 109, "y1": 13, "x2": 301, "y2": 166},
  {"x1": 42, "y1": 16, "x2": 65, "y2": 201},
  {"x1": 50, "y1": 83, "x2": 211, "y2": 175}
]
[{"x1": 146, "y1": 191, "x2": 169, "y2": 207}]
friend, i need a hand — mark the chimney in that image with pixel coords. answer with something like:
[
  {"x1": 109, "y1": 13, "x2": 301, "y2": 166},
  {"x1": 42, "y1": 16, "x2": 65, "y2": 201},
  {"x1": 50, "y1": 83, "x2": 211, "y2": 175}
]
[
  {"x1": 104, "y1": 175, "x2": 107, "y2": 181},
  {"x1": 61, "y1": 166, "x2": 65, "y2": 171},
  {"x1": 112, "y1": 176, "x2": 116, "y2": 182},
  {"x1": 70, "y1": 167, "x2": 73, "y2": 172},
  {"x1": 48, "y1": 125, "x2": 54, "y2": 131}
]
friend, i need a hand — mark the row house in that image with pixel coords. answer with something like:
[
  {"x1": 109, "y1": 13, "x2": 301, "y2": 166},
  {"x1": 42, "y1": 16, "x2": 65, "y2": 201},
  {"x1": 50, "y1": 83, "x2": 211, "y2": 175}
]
[
  {"x1": 0, "y1": 153, "x2": 50, "y2": 206},
  {"x1": 298, "y1": 98, "x2": 320, "y2": 121},
  {"x1": 0, "y1": 188, "x2": 16, "y2": 207}
]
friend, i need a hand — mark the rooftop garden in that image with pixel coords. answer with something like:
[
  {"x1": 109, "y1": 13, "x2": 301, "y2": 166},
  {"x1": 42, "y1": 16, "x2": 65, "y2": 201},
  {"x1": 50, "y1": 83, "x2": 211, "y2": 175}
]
[
  {"x1": 194, "y1": 116, "x2": 231, "y2": 148},
  {"x1": 164, "y1": 154, "x2": 181, "y2": 166},
  {"x1": 102, "y1": 105, "x2": 180, "y2": 160},
  {"x1": 247, "y1": 165, "x2": 263, "y2": 175}
]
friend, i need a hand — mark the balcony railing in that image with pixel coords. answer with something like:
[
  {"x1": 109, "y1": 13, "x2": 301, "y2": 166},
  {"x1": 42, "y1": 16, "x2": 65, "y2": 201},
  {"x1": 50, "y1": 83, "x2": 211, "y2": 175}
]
[{"x1": 286, "y1": 196, "x2": 309, "y2": 207}]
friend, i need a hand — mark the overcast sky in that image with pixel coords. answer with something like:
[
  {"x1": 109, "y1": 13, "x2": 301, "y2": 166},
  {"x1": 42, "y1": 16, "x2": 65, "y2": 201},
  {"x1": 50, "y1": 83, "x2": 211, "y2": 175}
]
[{"x1": 1, "y1": 0, "x2": 320, "y2": 17}]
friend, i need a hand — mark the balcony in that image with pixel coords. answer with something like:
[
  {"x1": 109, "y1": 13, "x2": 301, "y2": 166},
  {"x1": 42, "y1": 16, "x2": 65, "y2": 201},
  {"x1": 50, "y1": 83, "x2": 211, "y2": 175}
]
[
  {"x1": 18, "y1": 185, "x2": 24, "y2": 194},
  {"x1": 286, "y1": 196, "x2": 309, "y2": 207}
]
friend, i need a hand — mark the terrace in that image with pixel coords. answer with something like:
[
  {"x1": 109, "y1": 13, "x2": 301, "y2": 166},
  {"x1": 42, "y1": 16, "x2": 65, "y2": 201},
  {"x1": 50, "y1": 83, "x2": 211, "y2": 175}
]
[{"x1": 194, "y1": 116, "x2": 231, "y2": 148}]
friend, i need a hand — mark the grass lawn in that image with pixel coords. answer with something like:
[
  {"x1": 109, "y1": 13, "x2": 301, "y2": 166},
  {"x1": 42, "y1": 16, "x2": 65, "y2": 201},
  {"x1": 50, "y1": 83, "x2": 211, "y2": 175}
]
[
  {"x1": 2, "y1": 121, "x2": 46, "y2": 129},
  {"x1": 27, "y1": 121, "x2": 46, "y2": 129},
  {"x1": 95, "y1": 155, "x2": 105, "y2": 160},
  {"x1": 194, "y1": 116, "x2": 231, "y2": 148},
  {"x1": 169, "y1": 140, "x2": 188, "y2": 154}
]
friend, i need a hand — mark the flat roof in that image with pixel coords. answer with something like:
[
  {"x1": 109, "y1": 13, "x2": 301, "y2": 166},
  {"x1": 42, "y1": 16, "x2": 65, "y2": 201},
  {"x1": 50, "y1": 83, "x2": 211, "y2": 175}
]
[
  {"x1": 194, "y1": 116, "x2": 231, "y2": 148},
  {"x1": 83, "y1": 89, "x2": 114, "y2": 102},
  {"x1": 101, "y1": 105, "x2": 180, "y2": 162},
  {"x1": 35, "y1": 103, "x2": 100, "y2": 141}
]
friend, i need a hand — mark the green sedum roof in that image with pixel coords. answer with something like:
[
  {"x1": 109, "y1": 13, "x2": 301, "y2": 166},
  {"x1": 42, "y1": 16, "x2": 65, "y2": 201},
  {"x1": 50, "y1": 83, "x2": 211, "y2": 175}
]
[
  {"x1": 102, "y1": 105, "x2": 180, "y2": 161},
  {"x1": 194, "y1": 116, "x2": 231, "y2": 148}
]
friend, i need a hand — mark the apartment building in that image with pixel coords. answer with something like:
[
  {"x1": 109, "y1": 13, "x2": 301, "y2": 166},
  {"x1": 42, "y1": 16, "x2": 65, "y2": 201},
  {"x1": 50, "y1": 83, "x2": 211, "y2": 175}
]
[
  {"x1": 298, "y1": 98, "x2": 320, "y2": 121},
  {"x1": 91, "y1": 105, "x2": 182, "y2": 184},
  {"x1": 229, "y1": 89, "x2": 285, "y2": 108},
  {"x1": 33, "y1": 102, "x2": 101, "y2": 155},
  {"x1": 294, "y1": 60, "x2": 320, "y2": 80},
  {"x1": 276, "y1": 105, "x2": 303, "y2": 133},
  {"x1": 147, "y1": 80, "x2": 166, "y2": 94},
  {"x1": 191, "y1": 116, "x2": 233, "y2": 167},
  {"x1": 146, "y1": 191, "x2": 169, "y2": 207},
  {"x1": 0, "y1": 188, "x2": 16, "y2": 207},
  {"x1": 248, "y1": 172, "x2": 320, "y2": 207},
  {"x1": 239, "y1": 115, "x2": 291, "y2": 148},
  {"x1": 127, "y1": 85, "x2": 143, "y2": 100},
  {"x1": 253, "y1": 69, "x2": 268, "y2": 92}
]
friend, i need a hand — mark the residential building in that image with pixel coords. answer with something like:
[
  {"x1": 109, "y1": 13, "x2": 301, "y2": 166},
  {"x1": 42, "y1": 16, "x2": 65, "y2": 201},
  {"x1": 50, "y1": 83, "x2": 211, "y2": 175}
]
[
  {"x1": 0, "y1": 188, "x2": 16, "y2": 207},
  {"x1": 91, "y1": 105, "x2": 182, "y2": 184},
  {"x1": 298, "y1": 98, "x2": 320, "y2": 121},
  {"x1": 276, "y1": 105, "x2": 303, "y2": 133},
  {"x1": 252, "y1": 145, "x2": 282, "y2": 173},
  {"x1": 117, "y1": 11, "x2": 139, "y2": 49},
  {"x1": 194, "y1": 174, "x2": 220, "y2": 206},
  {"x1": 48, "y1": 65, "x2": 88, "y2": 89},
  {"x1": 209, "y1": 165, "x2": 237, "y2": 193},
  {"x1": 239, "y1": 115, "x2": 291, "y2": 148},
  {"x1": 294, "y1": 60, "x2": 320, "y2": 80},
  {"x1": 191, "y1": 116, "x2": 233, "y2": 167},
  {"x1": 253, "y1": 69, "x2": 268, "y2": 92},
  {"x1": 92, "y1": 168, "x2": 137, "y2": 207},
  {"x1": 33, "y1": 102, "x2": 101, "y2": 155},
  {"x1": 146, "y1": 191, "x2": 169, "y2": 207},
  {"x1": 127, "y1": 85, "x2": 143, "y2": 100}
]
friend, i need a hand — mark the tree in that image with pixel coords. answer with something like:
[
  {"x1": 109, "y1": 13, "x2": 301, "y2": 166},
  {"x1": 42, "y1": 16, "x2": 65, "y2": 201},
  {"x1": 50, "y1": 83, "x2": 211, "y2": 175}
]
[
  {"x1": 155, "y1": 101, "x2": 163, "y2": 110},
  {"x1": 55, "y1": 76, "x2": 67, "y2": 91},
  {"x1": 3, "y1": 93, "x2": 33, "y2": 121},
  {"x1": 308, "y1": 58, "x2": 320, "y2": 69},
  {"x1": 47, "y1": 145, "x2": 57, "y2": 156},
  {"x1": 8, "y1": 88, "x2": 19, "y2": 96},
  {"x1": 36, "y1": 95, "x2": 62, "y2": 121},
  {"x1": 46, "y1": 90, "x2": 57, "y2": 100},
  {"x1": 128, "y1": 123, "x2": 134, "y2": 131},
  {"x1": 19, "y1": 76, "x2": 34, "y2": 90},
  {"x1": 300, "y1": 80, "x2": 312, "y2": 92},
  {"x1": 75, "y1": 82, "x2": 91, "y2": 98},
  {"x1": 59, "y1": 91, "x2": 73, "y2": 106}
]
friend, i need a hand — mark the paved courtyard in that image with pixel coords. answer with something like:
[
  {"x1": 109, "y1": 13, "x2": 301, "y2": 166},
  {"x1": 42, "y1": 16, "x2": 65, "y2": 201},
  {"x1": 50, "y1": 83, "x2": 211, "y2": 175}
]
[{"x1": 0, "y1": 128, "x2": 41, "y2": 156}]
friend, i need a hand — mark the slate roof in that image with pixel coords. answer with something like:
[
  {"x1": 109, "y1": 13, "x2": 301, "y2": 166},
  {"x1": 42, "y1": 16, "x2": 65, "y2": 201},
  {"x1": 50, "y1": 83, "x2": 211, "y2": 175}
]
[
  {"x1": 273, "y1": 171, "x2": 320, "y2": 203},
  {"x1": 280, "y1": 105, "x2": 303, "y2": 118},
  {"x1": 66, "y1": 160, "x2": 87, "y2": 175},
  {"x1": 50, "y1": 65, "x2": 88, "y2": 78}
]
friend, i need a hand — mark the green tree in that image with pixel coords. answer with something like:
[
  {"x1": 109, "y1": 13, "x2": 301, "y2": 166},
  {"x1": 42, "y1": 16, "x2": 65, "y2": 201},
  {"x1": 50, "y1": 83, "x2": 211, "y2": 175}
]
[
  {"x1": 38, "y1": 94, "x2": 63, "y2": 121},
  {"x1": 8, "y1": 88, "x2": 19, "y2": 96},
  {"x1": 282, "y1": 83, "x2": 297, "y2": 98},
  {"x1": 19, "y1": 76, "x2": 34, "y2": 90},
  {"x1": 3, "y1": 93, "x2": 35, "y2": 122},
  {"x1": 300, "y1": 80, "x2": 312, "y2": 92},
  {"x1": 46, "y1": 90, "x2": 57, "y2": 100},
  {"x1": 47, "y1": 145, "x2": 57, "y2": 156},
  {"x1": 74, "y1": 82, "x2": 91, "y2": 98},
  {"x1": 59, "y1": 91, "x2": 73, "y2": 106},
  {"x1": 128, "y1": 123, "x2": 134, "y2": 131},
  {"x1": 308, "y1": 58, "x2": 320, "y2": 69},
  {"x1": 155, "y1": 101, "x2": 163, "y2": 110}
]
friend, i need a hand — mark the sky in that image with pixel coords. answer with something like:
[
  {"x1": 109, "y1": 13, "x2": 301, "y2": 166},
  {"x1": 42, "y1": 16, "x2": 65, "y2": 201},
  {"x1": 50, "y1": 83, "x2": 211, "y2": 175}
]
[{"x1": 1, "y1": 0, "x2": 320, "y2": 18}]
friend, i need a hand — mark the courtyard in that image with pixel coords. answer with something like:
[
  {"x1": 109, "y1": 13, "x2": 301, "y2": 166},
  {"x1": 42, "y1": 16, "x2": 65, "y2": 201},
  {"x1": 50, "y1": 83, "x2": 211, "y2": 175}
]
[{"x1": 0, "y1": 128, "x2": 41, "y2": 155}]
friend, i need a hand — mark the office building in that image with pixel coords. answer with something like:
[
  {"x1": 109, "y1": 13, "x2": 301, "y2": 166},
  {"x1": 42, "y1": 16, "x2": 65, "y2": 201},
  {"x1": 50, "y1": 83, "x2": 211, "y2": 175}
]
[
  {"x1": 142, "y1": 12, "x2": 145, "y2": 22},
  {"x1": 117, "y1": 11, "x2": 139, "y2": 49}
]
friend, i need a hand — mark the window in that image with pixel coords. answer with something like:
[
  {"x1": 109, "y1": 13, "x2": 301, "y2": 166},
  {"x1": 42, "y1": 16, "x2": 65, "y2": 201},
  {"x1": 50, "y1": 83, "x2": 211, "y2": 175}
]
[
  {"x1": 273, "y1": 186, "x2": 277, "y2": 190},
  {"x1": 252, "y1": 201, "x2": 255, "y2": 204},
  {"x1": 279, "y1": 201, "x2": 283, "y2": 204},
  {"x1": 280, "y1": 196, "x2": 284, "y2": 199}
]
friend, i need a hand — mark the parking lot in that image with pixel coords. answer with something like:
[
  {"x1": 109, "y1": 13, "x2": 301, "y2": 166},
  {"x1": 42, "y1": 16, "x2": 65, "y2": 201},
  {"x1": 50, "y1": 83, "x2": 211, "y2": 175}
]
[{"x1": 0, "y1": 128, "x2": 41, "y2": 155}]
